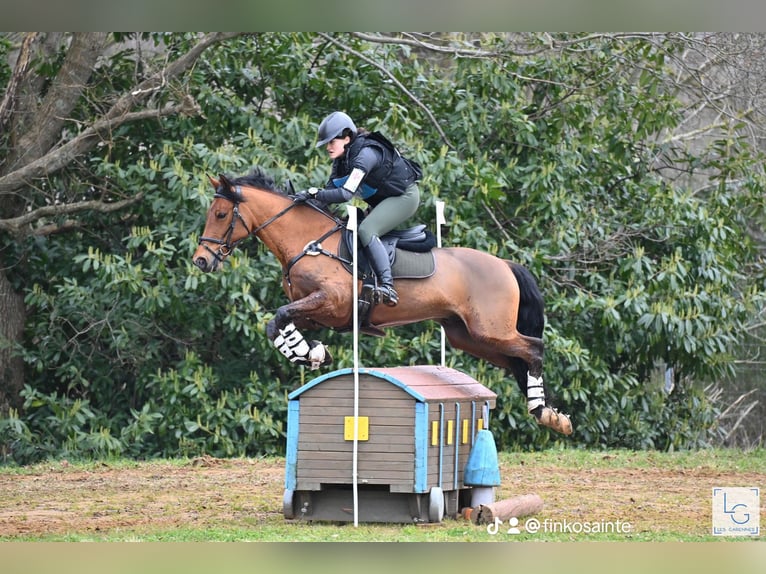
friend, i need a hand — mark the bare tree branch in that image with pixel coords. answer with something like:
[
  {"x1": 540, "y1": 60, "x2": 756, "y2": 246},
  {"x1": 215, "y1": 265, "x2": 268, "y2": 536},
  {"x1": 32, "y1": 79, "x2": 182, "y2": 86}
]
[
  {"x1": 0, "y1": 32, "x2": 38, "y2": 134},
  {"x1": 0, "y1": 32, "x2": 242, "y2": 196},
  {"x1": 0, "y1": 194, "x2": 143, "y2": 237},
  {"x1": 9, "y1": 33, "x2": 110, "y2": 172},
  {"x1": 103, "y1": 32, "x2": 241, "y2": 122},
  {"x1": 0, "y1": 96, "x2": 200, "y2": 197},
  {"x1": 350, "y1": 32, "x2": 502, "y2": 58},
  {"x1": 352, "y1": 32, "x2": 669, "y2": 58},
  {"x1": 482, "y1": 200, "x2": 512, "y2": 242},
  {"x1": 662, "y1": 117, "x2": 744, "y2": 144},
  {"x1": 317, "y1": 32, "x2": 455, "y2": 150}
]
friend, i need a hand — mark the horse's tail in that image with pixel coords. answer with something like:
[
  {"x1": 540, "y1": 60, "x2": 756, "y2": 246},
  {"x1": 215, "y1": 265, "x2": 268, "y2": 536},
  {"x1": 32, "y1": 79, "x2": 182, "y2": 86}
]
[
  {"x1": 507, "y1": 261, "x2": 544, "y2": 393},
  {"x1": 508, "y1": 262, "x2": 544, "y2": 338}
]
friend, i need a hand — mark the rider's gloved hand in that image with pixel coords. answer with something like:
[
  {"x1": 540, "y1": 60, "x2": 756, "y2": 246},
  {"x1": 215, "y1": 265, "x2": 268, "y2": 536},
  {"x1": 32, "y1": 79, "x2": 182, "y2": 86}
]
[{"x1": 293, "y1": 188, "x2": 319, "y2": 203}]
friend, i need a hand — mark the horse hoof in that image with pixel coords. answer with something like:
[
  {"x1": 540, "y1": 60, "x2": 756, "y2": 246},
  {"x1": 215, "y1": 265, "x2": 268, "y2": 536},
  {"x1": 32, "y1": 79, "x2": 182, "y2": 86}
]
[{"x1": 535, "y1": 407, "x2": 573, "y2": 435}]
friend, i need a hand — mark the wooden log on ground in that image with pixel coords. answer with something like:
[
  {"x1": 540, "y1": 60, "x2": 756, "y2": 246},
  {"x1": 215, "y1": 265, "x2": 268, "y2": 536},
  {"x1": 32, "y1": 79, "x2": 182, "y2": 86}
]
[{"x1": 467, "y1": 493, "x2": 544, "y2": 525}]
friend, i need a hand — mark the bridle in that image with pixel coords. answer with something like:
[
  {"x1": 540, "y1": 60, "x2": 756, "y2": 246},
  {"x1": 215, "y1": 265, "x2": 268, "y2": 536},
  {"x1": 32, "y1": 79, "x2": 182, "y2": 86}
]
[
  {"x1": 198, "y1": 185, "x2": 298, "y2": 265},
  {"x1": 198, "y1": 184, "x2": 348, "y2": 283}
]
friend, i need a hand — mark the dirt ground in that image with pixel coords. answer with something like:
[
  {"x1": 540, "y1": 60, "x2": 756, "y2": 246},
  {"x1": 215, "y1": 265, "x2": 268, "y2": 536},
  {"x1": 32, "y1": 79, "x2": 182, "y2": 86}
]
[{"x1": 0, "y1": 454, "x2": 763, "y2": 539}]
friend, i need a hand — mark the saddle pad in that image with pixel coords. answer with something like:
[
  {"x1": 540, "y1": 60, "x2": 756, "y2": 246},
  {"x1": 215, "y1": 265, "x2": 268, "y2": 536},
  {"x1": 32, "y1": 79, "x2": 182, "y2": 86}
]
[{"x1": 338, "y1": 241, "x2": 436, "y2": 280}]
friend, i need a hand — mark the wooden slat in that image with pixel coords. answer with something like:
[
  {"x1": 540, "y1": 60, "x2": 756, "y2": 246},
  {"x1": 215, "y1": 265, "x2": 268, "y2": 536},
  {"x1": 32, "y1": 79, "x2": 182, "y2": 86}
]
[
  {"x1": 298, "y1": 431, "x2": 415, "y2": 445},
  {"x1": 300, "y1": 403, "x2": 411, "y2": 414},
  {"x1": 300, "y1": 385, "x2": 411, "y2": 397},
  {"x1": 298, "y1": 417, "x2": 414, "y2": 428},
  {"x1": 302, "y1": 378, "x2": 406, "y2": 395},
  {"x1": 298, "y1": 469, "x2": 416, "y2": 482},
  {"x1": 298, "y1": 446, "x2": 413, "y2": 456},
  {"x1": 296, "y1": 396, "x2": 414, "y2": 409},
  {"x1": 298, "y1": 459, "x2": 413, "y2": 473},
  {"x1": 294, "y1": 479, "x2": 416, "y2": 493},
  {"x1": 296, "y1": 451, "x2": 414, "y2": 462},
  {"x1": 296, "y1": 425, "x2": 415, "y2": 441},
  {"x1": 298, "y1": 444, "x2": 415, "y2": 458},
  {"x1": 298, "y1": 414, "x2": 415, "y2": 427}
]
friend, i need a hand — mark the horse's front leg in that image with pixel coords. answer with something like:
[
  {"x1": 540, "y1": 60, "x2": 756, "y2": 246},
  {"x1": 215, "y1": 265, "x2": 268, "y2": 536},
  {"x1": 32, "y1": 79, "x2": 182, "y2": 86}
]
[{"x1": 266, "y1": 292, "x2": 334, "y2": 370}]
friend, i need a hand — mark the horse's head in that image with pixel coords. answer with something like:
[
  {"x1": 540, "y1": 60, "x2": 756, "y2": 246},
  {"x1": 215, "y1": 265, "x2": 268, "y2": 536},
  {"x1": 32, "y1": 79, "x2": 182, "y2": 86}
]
[{"x1": 193, "y1": 174, "x2": 252, "y2": 272}]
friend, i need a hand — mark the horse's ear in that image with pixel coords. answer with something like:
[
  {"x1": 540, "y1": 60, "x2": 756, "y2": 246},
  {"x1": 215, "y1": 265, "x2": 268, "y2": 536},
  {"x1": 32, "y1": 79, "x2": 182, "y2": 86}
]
[
  {"x1": 208, "y1": 174, "x2": 220, "y2": 189},
  {"x1": 218, "y1": 174, "x2": 233, "y2": 190}
]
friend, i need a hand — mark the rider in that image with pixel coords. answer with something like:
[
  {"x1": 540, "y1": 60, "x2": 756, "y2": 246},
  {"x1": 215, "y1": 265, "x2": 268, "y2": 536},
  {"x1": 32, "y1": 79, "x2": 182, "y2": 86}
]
[{"x1": 294, "y1": 111, "x2": 422, "y2": 307}]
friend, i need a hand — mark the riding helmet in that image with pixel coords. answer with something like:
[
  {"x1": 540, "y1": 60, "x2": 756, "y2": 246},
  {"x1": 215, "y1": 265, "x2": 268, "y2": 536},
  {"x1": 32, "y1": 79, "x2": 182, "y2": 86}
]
[{"x1": 316, "y1": 111, "x2": 357, "y2": 147}]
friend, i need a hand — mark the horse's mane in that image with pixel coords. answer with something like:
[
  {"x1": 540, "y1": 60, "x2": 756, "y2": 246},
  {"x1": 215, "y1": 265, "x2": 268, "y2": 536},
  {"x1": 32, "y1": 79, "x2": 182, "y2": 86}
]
[
  {"x1": 223, "y1": 167, "x2": 341, "y2": 219},
  {"x1": 228, "y1": 168, "x2": 282, "y2": 195}
]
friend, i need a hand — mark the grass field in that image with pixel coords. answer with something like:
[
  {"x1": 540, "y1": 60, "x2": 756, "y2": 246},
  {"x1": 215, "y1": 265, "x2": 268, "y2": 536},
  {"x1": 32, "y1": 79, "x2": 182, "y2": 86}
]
[{"x1": 1, "y1": 448, "x2": 764, "y2": 542}]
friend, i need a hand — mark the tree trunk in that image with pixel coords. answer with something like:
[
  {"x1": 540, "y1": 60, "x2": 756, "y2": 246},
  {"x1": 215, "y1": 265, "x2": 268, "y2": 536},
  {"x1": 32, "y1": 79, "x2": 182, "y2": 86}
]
[
  {"x1": 0, "y1": 33, "x2": 107, "y2": 414},
  {"x1": 0, "y1": 32, "x2": 238, "y2": 413},
  {"x1": 5, "y1": 33, "x2": 108, "y2": 176},
  {"x1": 0, "y1": 266, "x2": 25, "y2": 414}
]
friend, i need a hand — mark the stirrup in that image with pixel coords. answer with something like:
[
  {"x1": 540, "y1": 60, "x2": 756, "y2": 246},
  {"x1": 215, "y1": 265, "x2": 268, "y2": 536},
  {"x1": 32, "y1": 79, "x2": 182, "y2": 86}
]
[{"x1": 378, "y1": 284, "x2": 399, "y2": 306}]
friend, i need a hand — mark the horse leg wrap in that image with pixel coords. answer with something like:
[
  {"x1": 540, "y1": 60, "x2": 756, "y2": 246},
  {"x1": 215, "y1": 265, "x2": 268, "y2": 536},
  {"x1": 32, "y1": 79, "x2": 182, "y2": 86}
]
[
  {"x1": 306, "y1": 340, "x2": 328, "y2": 370},
  {"x1": 274, "y1": 323, "x2": 328, "y2": 370},
  {"x1": 526, "y1": 374, "x2": 546, "y2": 413},
  {"x1": 526, "y1": 373, "x2": 574, "y2": 435}
]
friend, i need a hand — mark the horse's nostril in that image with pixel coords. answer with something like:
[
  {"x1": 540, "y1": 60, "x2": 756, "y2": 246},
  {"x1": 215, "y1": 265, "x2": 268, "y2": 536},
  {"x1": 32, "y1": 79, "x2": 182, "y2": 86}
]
[{"x1": 195, "y1": 257, "x2": 209, "y2": 272}]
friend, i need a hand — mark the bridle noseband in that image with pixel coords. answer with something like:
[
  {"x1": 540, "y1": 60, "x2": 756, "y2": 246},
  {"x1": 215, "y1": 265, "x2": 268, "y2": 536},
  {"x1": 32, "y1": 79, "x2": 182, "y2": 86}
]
[{"x1": 198, "y1": 188, "x2": 255, "y2": 265}]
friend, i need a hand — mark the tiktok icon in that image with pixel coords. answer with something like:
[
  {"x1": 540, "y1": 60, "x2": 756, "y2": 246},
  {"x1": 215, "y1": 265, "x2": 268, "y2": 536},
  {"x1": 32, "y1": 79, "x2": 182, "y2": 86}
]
[{"x1": 486, "y1": 516, "x2": 521, "y2": 536}]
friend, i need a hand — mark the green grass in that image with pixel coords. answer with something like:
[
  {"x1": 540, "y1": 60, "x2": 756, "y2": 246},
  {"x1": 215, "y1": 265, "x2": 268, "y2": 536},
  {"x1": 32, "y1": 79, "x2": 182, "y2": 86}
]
[
  {"x1": 1, "y1": 448, "x2": 764, "y2": 542},
  {"x1": 2, "y1": 448, "x2": 763, "y2": 475},
  {"x1": 499, "y1": 446, "x2": 766, "y2": 472},
  {"x1": 3, "y1": 523, "x2": 756, "y2": 543}
]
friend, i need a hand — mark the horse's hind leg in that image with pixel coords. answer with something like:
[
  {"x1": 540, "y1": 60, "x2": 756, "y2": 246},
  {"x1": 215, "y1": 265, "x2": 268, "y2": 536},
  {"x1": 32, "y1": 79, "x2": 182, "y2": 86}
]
[
  {"x1": 504, "y1": 337, "x2": 571, "y2": 435},
  {"x1": 442, "y1": 318, "x2": 572, "y2": 435},
  {"x1": 508, "y1": 356, "x2": 572, "y2": 436}
]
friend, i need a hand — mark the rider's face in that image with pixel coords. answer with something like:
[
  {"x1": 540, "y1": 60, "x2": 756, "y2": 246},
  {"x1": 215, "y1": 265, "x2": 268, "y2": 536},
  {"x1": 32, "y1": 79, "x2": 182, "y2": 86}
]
[{"x1": 326, "y1": 136, "x2": 350, "y2": 160}]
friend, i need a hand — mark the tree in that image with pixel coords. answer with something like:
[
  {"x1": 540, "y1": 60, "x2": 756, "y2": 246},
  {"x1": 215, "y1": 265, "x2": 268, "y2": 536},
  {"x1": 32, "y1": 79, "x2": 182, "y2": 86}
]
[
  {"x1": 2, "y1": 33, "x2": 764, "y2": 462},
  {"x1": 0, "y1": 32, "x2": 240, "y2": 413}
]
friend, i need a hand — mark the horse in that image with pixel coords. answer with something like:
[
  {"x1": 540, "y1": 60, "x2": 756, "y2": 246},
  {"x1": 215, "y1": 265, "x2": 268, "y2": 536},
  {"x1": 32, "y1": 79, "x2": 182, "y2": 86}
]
[{"x1": 192, "y1": 169, "x2": 572, "y2": 435}]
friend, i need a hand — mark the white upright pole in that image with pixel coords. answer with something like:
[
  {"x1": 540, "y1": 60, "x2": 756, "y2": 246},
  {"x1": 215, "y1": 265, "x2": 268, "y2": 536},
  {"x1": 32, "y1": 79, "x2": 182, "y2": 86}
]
[
  {"x1": 435, "y1": 201, "x2": 446, "y2": 367},
  {"x1": 346, "y1": 205, "x2": 360, "y2": 527}
]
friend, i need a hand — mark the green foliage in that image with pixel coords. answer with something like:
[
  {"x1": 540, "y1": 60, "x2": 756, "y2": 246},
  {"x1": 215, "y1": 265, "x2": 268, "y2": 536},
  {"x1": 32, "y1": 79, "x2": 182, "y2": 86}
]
[
  {"x1": 0, "y1": 386, "x2": 123, "y2": 463},
  {"x1": 125, "y1": 351, "x2": 286, "y2": 458},
  {"x1": 2, "y1": 33, "x2": 765, "y2": 463}
]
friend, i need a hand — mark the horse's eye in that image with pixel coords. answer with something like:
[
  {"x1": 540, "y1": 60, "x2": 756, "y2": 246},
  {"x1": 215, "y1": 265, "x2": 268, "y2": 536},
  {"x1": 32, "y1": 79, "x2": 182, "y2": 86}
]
[{"x1": 216, "y1": 211, "x2": 227, "y2": 220}]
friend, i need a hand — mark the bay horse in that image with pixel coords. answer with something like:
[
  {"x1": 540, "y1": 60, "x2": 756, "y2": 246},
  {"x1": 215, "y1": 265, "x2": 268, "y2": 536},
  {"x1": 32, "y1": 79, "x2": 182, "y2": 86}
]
[{"x1": 192, "y1": 169, "x2": 572, "y2": 435}]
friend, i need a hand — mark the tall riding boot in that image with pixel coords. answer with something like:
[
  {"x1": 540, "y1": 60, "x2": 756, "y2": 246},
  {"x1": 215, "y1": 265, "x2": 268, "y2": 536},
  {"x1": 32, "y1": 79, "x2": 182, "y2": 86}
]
[{"x1": 364, "y1": 236, "x2": 398, "y2": 306}]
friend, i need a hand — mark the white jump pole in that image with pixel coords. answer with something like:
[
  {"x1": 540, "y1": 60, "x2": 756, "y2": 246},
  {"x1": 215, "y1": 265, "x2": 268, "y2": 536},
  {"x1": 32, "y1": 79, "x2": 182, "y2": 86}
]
[
  {"x1": 346, "y1": 205, "x2": 360, "y2": 527},
  {"x1": 435, "y1": 201, "x2": 446, "y2": 367}
]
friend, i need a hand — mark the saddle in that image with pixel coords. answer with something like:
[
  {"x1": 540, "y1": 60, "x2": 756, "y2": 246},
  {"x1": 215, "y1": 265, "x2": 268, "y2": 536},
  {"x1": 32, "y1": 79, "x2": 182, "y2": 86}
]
[
  {"x1": 340, "y1": 224, "x2": 436, "y2": 272},
  {"x1": 338, "y1": 224, "x2": 437, "y2": 336}
]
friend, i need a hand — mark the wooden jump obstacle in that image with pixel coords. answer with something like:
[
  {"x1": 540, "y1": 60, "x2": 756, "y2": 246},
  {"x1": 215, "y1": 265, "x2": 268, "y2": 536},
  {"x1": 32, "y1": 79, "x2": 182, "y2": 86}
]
[{"x1": 283, "y1": 365, "x2": 497, "y2": 523}]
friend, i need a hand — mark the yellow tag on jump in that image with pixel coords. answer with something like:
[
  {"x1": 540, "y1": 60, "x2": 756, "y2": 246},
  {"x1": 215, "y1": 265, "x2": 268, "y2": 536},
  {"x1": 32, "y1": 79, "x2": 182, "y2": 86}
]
[{"x1": 344, "y1": 416, "x2": 369, "y2": 440}]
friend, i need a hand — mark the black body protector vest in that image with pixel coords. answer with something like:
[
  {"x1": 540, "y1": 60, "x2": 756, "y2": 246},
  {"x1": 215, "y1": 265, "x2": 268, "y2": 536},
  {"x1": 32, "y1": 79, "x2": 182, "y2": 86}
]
[{"x1": 330, "y1": 132, "x2": 422, "y2": 207}]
